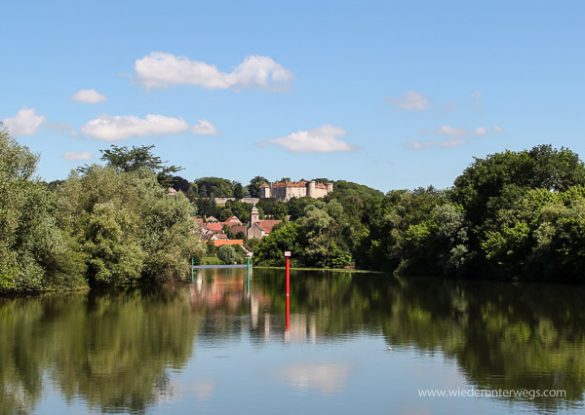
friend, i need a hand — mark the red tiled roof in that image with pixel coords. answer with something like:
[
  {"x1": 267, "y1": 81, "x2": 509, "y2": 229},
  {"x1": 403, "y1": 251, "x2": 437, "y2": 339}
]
[
  {"x1": 225, "y1": 216, "x2": 241, "y2": 223},
  {"x1": 230, "y1": 225, "x2": 247, "y2": 235},
  {"x1": 205, "y1": 223, "x2": 224, "y2": 233},
  {"x1": 272, "y1": 181, "x2": 307, "y2": 188},
  {"x1": 256, "y1": 220, "x2": 282, "y2": 233},
  {"x1": 211, "y1": 239, "x2": 244, "y2": 247}
]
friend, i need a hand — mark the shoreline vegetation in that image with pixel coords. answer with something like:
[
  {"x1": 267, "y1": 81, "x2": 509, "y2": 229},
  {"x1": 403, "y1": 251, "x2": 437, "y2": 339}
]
[
  {"x1": 2, "y1": 127, "x2": 585, "y2": 295},
  {"x1": 253, "y1": 266, "x2": 381, "y2": 274}
]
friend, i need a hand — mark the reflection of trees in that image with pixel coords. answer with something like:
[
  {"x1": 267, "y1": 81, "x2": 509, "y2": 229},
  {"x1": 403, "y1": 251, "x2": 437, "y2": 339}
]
[
  {"x1": 0, "y1": 289, "x2": 199, "y2": 414},
  {"x1": 0, "y1": 298, "x2": 47, "y2": 415},
  {"x1": 253, "y1": 269, "x2": 585, "y2": 408},
  {"x1": 1, "y1": 270, "x2": 584, "y2": 412}
]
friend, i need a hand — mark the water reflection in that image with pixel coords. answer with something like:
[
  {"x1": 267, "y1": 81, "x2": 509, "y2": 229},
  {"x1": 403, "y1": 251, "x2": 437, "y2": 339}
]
[
  {"x1": 279, "y1": 362, "x2": 352, "y2": 394},
  {"x1": 0, "y1": 269, "x2": 584, "y2": 414}
]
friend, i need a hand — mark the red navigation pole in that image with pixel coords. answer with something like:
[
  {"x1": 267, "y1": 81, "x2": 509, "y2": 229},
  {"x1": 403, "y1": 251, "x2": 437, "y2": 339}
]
[{"x1": 284, "y1": 251, "x2": 291, "y2": 331}]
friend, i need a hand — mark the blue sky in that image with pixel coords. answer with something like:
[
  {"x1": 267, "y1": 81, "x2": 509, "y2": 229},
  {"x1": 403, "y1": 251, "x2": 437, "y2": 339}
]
[{"x1": 1, "y1": 0, "x2": 584, "y2": 191}]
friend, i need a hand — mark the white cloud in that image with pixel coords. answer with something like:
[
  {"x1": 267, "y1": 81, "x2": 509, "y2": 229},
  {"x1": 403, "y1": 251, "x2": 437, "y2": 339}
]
[
  {"x1": 81, "y1": 114, "x2": 189, "y2": 141},
  {"x1": 389, "y1": 91, "x2": 430, "y2": 111},
  {"x1": 134, "y1": 52, "x2": 294, "y2": 90},
  {"x1": 439, "y1": 138, "x2": 467, "y2": 148},
  {"x1": 436, "y1": 125, "x2": 468, "y2": 137},
  {"x1": 72, "y1": 89, "x2": 107, "y2": 104},
  {"x1": 261, "y1": 125, "x2": 355, "y2": 153},
  {"x1": 405, "y1": 140, "x2": 435, "y2": 151},
  {"x1": 493, "y1": 125, "x2": 504, "y2": 133},
  {"x1": 2, "y1": 108, "x2": 45, "y2": 136},
  {"x1": 192, "y1": 119, "x2": 218, "y2": 136},
  {"x1": 474, "y1": 127, "x2": 487, "y2": 136},
  {"x1": 64, "y1": 151, "x2": 92, "y2": 161}
]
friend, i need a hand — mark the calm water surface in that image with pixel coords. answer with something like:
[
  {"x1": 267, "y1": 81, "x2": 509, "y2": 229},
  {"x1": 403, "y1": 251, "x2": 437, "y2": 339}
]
[{"x1": 1, "y1": 269, "x2": 584, "y2": 414}]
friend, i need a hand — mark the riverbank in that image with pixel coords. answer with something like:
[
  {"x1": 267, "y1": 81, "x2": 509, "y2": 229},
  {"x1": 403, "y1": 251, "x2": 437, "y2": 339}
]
[{"x1": 253, "y1": 265, "x2": 382, "y2": 274}]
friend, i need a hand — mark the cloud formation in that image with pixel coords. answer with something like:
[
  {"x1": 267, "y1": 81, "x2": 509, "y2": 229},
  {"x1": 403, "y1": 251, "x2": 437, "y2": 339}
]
[
  {"x1": 436, "y1": 125, "x2": 467, "y2": 138},
  {"x1": 192, "y1": 119, "x2": 219, "y2": 136},
  {"x1": 474, "y1": 127, "x2": 487, "y2": 136},
  {"x1": 64, "y1": 151, "x2": 92, "y2": 161},
  {"x1": 407, "y1": 124, "x2": 503, "y2": 150},
  {"x1": 389, "y1": 91, "x2": 430, "y2": 111},
  {"x1": 134, "y1": 52, "x2": 294, "y2": 90},
  {"x1": 261, "y1": 125, "x2": 355, "y2": 153},
  {"x1": 72, "y1": 89, "x2": 107, "y2": 104},
  {"x1": 81, "y1": 114, "x2": 190, "y2": 141},
  {"x1": 2, "y1": 108, "x2": 45, "y2": 136}
]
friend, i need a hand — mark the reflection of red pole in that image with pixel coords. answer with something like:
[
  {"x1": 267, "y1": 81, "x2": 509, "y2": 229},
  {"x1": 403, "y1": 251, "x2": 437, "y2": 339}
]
[{"x1": 285, "y1": 251, "x2": 291, "y2": 331}]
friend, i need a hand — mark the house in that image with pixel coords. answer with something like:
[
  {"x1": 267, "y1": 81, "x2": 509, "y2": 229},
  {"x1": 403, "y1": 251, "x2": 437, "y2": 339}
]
[
  {"x1": 225, "y1": 215, "x2": 242, "y2": 225},
  {"x1": 247, "y1": 206, "x2": 282, "y2": 239},
  {"x1": 205, "y1": 222, "x2": 224, "y2": 233},
  {"x1": 229, "y1": 225, "x2": 247, "y2": 237},
  {"x1": 259, "y1": 180, "x2": 333, "y2": 201},
  {"x1": 205, "y1": 216, "x2": 219, "y2": 223}
]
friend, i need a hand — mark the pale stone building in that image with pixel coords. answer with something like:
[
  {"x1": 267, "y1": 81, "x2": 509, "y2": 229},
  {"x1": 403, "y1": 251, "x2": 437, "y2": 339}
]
[
  {"x1": 259, "y1": 180, "x2": 333, "y2": 201},
  {"x1": 247, "y1": 206, "x2": 282, "y2": 239}
]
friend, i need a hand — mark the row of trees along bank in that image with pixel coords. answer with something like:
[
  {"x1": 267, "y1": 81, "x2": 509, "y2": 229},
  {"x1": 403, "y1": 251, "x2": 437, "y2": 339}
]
[
  {"x1": 253, "y1": 145, "x2": 585, "y2": 283},
  {"x1": 0, "y1": 129, "x2": 203, "y2": 294},
  {"x1": 2, "y1": 123, "x2": 585, "y2": 293}
]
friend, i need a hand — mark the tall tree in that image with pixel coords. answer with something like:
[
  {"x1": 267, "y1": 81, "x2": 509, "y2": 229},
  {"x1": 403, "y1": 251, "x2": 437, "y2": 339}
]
[
  {"x1": 100, "y1": 145, "x2": 182, "y2": 187},
  {"x1": 247, "y1": 176, "x2": 269, "y2": 197},
  {"x1": 233, "y1": 182, "x2": 244, "y2": 199}
]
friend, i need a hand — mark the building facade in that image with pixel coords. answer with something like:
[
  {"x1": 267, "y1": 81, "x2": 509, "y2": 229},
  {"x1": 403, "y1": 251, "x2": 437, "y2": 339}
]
[
  {"x1": 259, "y1": 180, "x2": 333, "y2": 201},
  {"x1": 247, "y1": 206, "x2": 282, "y2": 239}
]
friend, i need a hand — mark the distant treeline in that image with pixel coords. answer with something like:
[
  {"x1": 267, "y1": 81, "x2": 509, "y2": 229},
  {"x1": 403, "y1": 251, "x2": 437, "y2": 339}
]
[
  {"x1": 252, "y1": 144, "x2": 585, "y2": 283},
  {"x1": 2, "y1": 124, "x2": 585, "y2": 294}
]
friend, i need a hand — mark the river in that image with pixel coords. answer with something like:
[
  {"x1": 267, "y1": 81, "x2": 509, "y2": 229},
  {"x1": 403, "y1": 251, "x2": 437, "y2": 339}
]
[{"x1": 1, "y1": 268, "x2": 584, "y2": 414}]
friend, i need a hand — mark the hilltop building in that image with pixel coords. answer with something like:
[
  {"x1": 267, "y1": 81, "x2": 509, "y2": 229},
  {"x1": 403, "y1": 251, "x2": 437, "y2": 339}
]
[{"x1": 259, "y1": 180, "x2": 333, "y2": 201}]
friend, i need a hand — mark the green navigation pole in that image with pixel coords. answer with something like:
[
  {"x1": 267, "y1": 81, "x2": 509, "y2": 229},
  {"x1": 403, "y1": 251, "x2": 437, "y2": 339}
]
[
  {"x1": 191, "y1": 257, "x2": 194, "y2": 283},
  {"x1": 246, "y1": 253, "x2": 252, "y2": 293}
]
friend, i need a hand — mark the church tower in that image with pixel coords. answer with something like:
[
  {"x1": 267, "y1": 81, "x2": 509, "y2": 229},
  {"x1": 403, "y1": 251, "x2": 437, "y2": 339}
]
[{"x1": 251, "y1": 206, "x2": 260, "y2": 225}]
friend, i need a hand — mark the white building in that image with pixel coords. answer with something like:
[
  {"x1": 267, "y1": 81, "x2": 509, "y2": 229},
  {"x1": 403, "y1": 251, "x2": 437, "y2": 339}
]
[{"x1": 259, "y1": 180, "x2": 333, "y2": 201}]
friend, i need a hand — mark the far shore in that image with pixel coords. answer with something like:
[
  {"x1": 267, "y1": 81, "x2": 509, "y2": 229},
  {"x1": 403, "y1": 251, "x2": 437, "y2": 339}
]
[{"x1": 253, "y1": 266, "x2": 383, "y2": 274}]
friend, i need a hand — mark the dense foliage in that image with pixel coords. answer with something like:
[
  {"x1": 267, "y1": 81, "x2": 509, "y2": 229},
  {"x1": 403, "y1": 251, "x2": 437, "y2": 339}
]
[
  {"x1": 0, "y1": 131, "x2": 201, "y2": 293},
  {"x1": 2, "y1": 124, "x2": 585, "y2": 290},
  {"x1": 254, "y1": 145, "x2": 585, "y2": 282},
  {"x1": 254, "y1": 183, "x2": 384, "y2": 269}
]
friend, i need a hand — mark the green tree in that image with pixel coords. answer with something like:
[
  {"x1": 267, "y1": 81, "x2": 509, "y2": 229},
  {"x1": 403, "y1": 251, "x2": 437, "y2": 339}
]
[
  {"x1": 100, "y1": 145, "x2": 182, "y2": 187},
  {"x1": 247, "y1": 176, "x2": 269, "y2": 198},
  {"x1": 254, "y1": 222, "x2": 300, "y2": 266},
  {"x1": 196, "y1": 177, "x2": 234, "y2": 198},
  {"x1": 217, "y1": 245, "x2": 244, "y2": 264},
  {"x1": 233, "y1": 182, "x2": 244, "y2": 199},
  {"x1": 0, "y1": 128, "x2": 86, "y2": 293}
]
